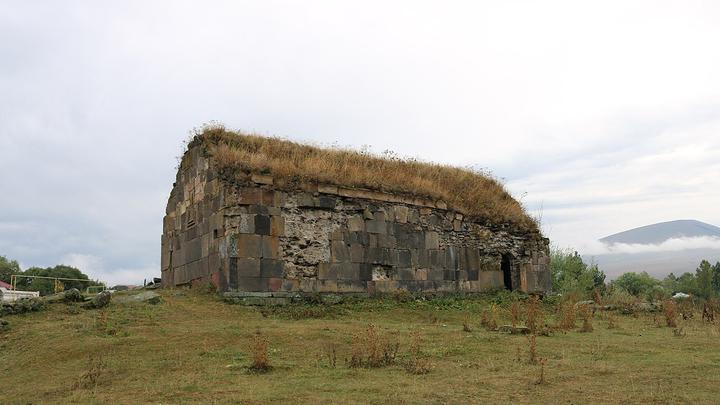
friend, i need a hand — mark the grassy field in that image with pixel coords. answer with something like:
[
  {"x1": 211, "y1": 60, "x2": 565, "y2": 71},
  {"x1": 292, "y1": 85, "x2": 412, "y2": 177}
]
[{"x1": 2, "y1": 290, "x2": 720, "y2": 404}]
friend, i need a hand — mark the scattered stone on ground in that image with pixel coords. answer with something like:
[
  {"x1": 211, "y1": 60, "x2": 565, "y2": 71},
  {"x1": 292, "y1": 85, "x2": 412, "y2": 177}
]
[
  {"x1": 498, "y1": 325, "x2": 531, "y2": 334},
  {"x1": 44, "y1": 288, "x2": 85, "y2": 304},
  {"x1": 82, "y1": 291, "x2": 112, "y2": 309},
  {"x1": 115, "y1": 291, "x2": 162, "y2": 305},
  {"x1": 0, "y1": 318, "x2": 9, "y2": 332},
  {"x1": 1, "y1": 298, "x2": 45, "y2": 316}
]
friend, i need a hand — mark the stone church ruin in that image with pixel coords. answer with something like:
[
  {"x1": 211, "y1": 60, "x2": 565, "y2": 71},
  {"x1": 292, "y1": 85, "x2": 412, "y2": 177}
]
[{"x1": 161, "y1": 127, "x2": 551, "y2": 296}]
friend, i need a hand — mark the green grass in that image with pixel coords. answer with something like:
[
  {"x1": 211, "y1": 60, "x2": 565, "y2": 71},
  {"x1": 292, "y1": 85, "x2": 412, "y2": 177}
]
[{"x1": 2, "y1": 290, "x2": 720, "y2": 404}]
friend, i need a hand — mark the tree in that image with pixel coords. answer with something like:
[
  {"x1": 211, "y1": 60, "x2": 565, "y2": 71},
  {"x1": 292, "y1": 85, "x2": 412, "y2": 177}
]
[
  {"x1": 16, "y1": 265, "x2": 99, "y2": 295},
  {"x1": 551, "y1": 247, "x2": 606, "y2": 296},
  {"x1": 0, "y1": 255, "x2": 21, "y2": 284},
  {"x1": 612, "y1": 271, "x2": 660, "y2": 297},
  {"x1": 695, "y1": 260, "x2": 715, "y2": 299},
  {"x1": 712, "y1": 262, "x2": 720, "y2": 293}
]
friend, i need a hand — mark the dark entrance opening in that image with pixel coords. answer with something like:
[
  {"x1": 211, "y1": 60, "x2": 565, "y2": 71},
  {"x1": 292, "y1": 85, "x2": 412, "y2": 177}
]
[{"x1": 501, "y1": 254, "x2": 513, "y2": 291}]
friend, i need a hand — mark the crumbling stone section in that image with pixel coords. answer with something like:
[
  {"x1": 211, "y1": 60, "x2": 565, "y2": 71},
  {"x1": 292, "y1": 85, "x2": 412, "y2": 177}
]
[{"x1": 161, "y1": 146, "x2": 552, "y2": 295}]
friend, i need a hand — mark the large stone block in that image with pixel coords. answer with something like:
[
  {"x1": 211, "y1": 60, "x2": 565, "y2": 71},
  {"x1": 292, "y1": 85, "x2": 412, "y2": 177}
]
[
  {"x1": 331, "y1": 241, "x2": 350, "y2": 262},
  {"x1": 237, "y1": 234, "x2": 262, "y2": 258},
  {"x1": 237, "y1": 257, "x2": 261, "y2": 277},
  {"x1": 254, "y1": 215, "x2": 271, "y2": 235},
  {"x1": 333, "y1": 262, "x2": 358, "y2": 280},
  {"x1": 365, "y1": 219, "x2": 387, "y2": 234},
  {"x1": 424, "y1": 231, "x2": 439, "y2": 250},
  {"x1": 397, "y1": 249, "x2": 412, "y2": 267},
  {"x1": 394, "y1": 205, "x2": 409, "y2": 223},
  {"x1": 394, "y1": 268, "x2": 416, "y2": 281},
  {"x1": 478, "y1": 271, "x2": 504, "y2": 290},
  {"x1": 239, "y1": 213, "x2": 255, "y2": 234},
  {"x1": 237, "y1": 277, "x2": 267, "y2": 292},
  {"x1": 337, "y1": 280, "x2": 366, "y2": 293},
  {"x1": 261, "y1": 236, "x2": 279, "y2": 259},
  {"x1": 350, "y1": 243, "x2": 365, "y2": 263},
  {"x1": 427, "y1": 268, "x2": 444, "y2": 281},
  {"x1": 348, "y1": 215, "x2": 365, "y2": 232},
  {"x1": 260, "y1": 259, "x2": 284, "y2": 278}
]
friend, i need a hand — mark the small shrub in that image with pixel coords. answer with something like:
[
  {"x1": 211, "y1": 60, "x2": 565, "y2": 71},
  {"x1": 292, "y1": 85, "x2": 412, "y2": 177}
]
[
  {"x1": 592, "y1": 288, "x2": 603, "y2": 306},
  {"x1": 249, "y1": 332, "x2": 272, "y2": 372},
  {"x1": 73, "y1": 355, "x2": 107, "y2": 390},
  {"x1": 462, "y1": 315, "x2": 473, "y2": 332},
  {"x1": 349, "y1": 324, "x2": 399, "y2": 368},
  {"x1": 480, "y1": 304, "x2": 498, "y2": 331},
  {"x1": 606, "y1": 313, "x2": 618, "y2": 329},
  {"x1": 405, "y1": 330, "x2": 431, "y2": 375},
  {"x1": 663, "y1": 300, "x2": 678, "y2": 328},
  {"x1": 673, "y1": 327, "x2": 686, "y2": 338},
  {"x1": 323, "y1": 342, "x2": 338, "y2": 368},
  {"x1": 557, "y1": 302, "x2": 576, "y2": 330}
]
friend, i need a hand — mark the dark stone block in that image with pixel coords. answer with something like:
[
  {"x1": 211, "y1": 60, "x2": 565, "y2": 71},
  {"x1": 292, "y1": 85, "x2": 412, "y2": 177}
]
[
  {"x1": 254, "y1": 215, "x2": 271, "y2": 235},
  {"x1": 331, "y1": 241, "x2": 350, "y2": 262},
  {"x1": 365, "y1": 219, "x2": 387, "y2": 234},
  {"x1": 237, "y1": 277, "x2": 267, "y2": 292},
  {"x1": 237, "y1": 257, "x2": 261, "y2": 277},
  {"x1": 317, "y1": 196, "x2": 337, "y2": 209},
  {"x1": 347, "y1": 231, "x2": 370, "y2": 246},
  {"x1": 429, "y1": 250, "x2": 446, "y2": 269},
  {"x1": 427, "y1": 268, "x2": 444, "y2": 281},
  {"x1": 468, "y1": 270, "x2": 479, "y2": 281},
  {"x1": 333, "y1": 262, "x2": 357, "y2": 280},
  {"x1": 350, "y1": 243, "x2": 365, "y2": 263},
  {"x1": 248, "y1": 205, "x2": 269, "y2": 215},
  {"x1": 397, "y1": 250, "x2": 412, "y2": 267},
  {"x1": 261, "y1": 236, "x2": 279, "y2": 259},
  {"x1": 237, "y1": 234, "x2": 262, "y2": 258},
  {"x1": 395, "y1": 268, "x2": 416, "y2": 280},
  {"x1": 417, "y1": 250, "x2": 429, "y2": 267},
  {"x1": 359, "y1": 263, "x2": 373, "y2": 281},
  {"x1": 260, "y1": 259, "x2": 284, "y2": 278},
  {"x1": 318, "y1": 263, "x2": 336, "y2": 280},
  {"x1": 443, "y1": 270, "x2": 457, "y2": 281},
  {"x1": 445, "y1": 247, "x2": 459, "y2": 270},
  {"x1": 337, "y1": 280, "x2": 366, "y2": 293},
  {"x1": 229, "y1": 258, "x2": 238, "y2": 290}
]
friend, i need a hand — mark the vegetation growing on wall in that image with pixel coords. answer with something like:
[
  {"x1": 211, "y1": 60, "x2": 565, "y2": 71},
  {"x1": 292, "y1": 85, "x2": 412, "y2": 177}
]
[{"x1": 186, "y1": 124, "x2": 539, "y2": 232}]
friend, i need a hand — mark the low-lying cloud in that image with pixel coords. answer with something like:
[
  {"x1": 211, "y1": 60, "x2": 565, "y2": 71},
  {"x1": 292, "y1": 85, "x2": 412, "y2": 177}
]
[{"x1": 584, "y1": 236, "x2": 720, "y2": 256}]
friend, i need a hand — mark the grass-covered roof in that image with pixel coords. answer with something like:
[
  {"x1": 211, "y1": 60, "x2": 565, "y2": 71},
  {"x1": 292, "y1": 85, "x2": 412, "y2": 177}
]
[{"x1": 188, "y1": 125, "x2": 538, "y2": 232}]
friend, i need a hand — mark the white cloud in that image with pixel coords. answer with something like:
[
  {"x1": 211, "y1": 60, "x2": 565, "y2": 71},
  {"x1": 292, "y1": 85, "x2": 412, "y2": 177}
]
[
  {"x1": 584, "y1": 236, "x2": 720, "y2": 256},
  {"x1": 1, "y1": 1, "x2": 720, "y2": 282}
]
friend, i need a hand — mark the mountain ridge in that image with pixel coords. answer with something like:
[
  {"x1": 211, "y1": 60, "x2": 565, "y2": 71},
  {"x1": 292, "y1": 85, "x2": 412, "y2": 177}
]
[{"x1": 600, "y1": 219, "x2": 720, "y2": 245}]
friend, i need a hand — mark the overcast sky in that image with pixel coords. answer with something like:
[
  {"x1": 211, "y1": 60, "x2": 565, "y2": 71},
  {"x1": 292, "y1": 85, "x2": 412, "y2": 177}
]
[{"x1": 2, "y1": 1, "x2": 720, "y2": 284}]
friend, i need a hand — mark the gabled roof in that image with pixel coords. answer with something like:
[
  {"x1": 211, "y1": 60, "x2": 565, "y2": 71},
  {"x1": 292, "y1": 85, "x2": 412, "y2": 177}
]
[
  {"x1": 184, "y1": 125, "x2": 539, "y2": 233},
  {"x1": 0, "y1": 280, "x2": 12, "y2": 289}
]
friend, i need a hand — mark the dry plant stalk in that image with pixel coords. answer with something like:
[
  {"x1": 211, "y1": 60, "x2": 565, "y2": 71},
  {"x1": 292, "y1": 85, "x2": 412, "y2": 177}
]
[
  {"x1": 592, "y1": 288, "x2": 603, "y2": 306},
  {"x1": 606, "y1": 313, "x2": 618, "y2": 329},
  {"x1": 527, "y1": 334, "x2": 538, "y2": 365},
  {"x1": 73, "y1": 355, "x2": 107, "y2": 390},
  {"x1": 558, "y1": 302, "x2": 576, "y2": 330},
  {"x1": 536, "y1": 357, "x2": 547, "y2": 385},
  {"x1": 579, "y1": 304, "x2": 594, "y2": 332},
  {"x1": 249, "y1": 332, "x2": 272, "y2": 372},
  {"x1": 510, "y1": 301, "x2": 522, "y2": 328},
  {"x1": 663, "y1": 300, "x2": 678, "y2": 328},
  {"x1": 462, "y1": 315, "x2": 473, "y2": 332},
  {"x1": 349, "y1": 324, "x2": 399, "y2": 368},
  {"x1": 526, "y1": 295, "x2": 541, "y2": 333},
  {"x1": 405, "y1": 330, "x2": 431, "y2": 375}
]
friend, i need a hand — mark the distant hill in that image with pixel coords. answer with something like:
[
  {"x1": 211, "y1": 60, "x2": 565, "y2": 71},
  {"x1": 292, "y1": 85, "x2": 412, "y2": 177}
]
[
  {"x1": 592, "y1": 220, "x2": 720, "y2": 279},
  {"x1": 600, "y1": 220, "x2": 720, "y2": 245}
]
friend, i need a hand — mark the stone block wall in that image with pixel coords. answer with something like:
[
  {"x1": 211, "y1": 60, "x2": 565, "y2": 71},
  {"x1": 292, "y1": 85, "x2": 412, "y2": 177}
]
[{"x1": 161, "y1": 146, "x2": 552, "y2": 295}]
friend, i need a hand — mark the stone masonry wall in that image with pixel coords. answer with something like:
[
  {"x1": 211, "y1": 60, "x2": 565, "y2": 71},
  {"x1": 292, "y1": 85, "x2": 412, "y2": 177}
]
[{"x1": 161, "y1": 146, "x2": 552, "y2": 295}]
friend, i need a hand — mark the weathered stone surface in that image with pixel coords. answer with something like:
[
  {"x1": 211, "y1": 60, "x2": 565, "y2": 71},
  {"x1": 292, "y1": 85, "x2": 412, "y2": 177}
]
[
  {"x1": 162, "y1": 144, "x2": 553, "y2": 295},
  {"x1": 115, "y1": 291, "x2": 162, "y2": 305}
]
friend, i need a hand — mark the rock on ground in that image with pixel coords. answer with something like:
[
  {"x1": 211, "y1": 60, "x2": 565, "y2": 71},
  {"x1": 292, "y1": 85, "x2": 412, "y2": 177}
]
[{"x1": 82, "y1": 291, "x2": 112, "y2": 309}]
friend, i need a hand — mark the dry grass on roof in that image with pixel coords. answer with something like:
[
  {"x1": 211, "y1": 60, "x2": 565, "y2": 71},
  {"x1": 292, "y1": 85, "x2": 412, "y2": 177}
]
[{"x1": 190, "y1": 125, "x2": 538, "y2": 232}]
